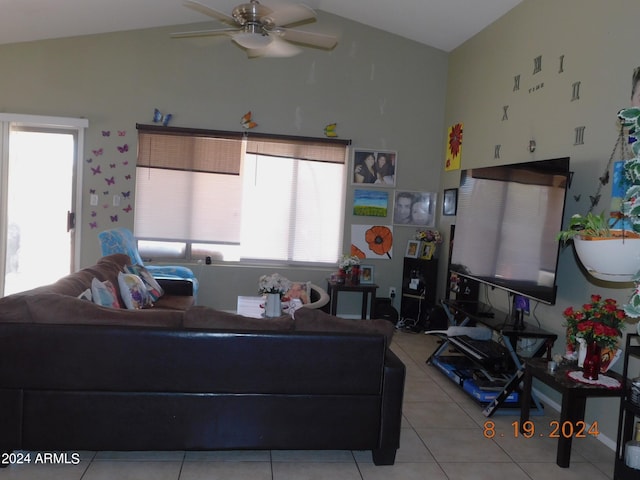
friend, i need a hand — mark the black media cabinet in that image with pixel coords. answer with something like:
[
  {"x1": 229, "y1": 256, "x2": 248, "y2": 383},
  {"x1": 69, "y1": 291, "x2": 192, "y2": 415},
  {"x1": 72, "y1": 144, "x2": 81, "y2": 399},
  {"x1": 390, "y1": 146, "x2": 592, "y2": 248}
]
[{"x1": 426, "y1": 299, "x2": 557, "y2": 416}]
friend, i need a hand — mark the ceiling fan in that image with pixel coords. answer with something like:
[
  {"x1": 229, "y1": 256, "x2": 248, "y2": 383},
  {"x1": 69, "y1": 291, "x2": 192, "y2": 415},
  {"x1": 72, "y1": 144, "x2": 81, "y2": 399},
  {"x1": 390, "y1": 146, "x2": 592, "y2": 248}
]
[{"x1": 171, "y1": 0, "x2": 338, "y2": 58}]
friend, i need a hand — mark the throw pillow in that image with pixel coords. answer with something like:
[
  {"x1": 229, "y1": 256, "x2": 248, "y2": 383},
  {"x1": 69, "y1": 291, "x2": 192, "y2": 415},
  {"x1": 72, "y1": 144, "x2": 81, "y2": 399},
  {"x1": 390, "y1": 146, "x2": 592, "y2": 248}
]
[
  {"x1": 125, "y1": 264, "x2": 164, "y2": 302},
  {"x1": 91, "y1": 278, "x2": 121, "y2": 308},
  {"x1": 118, "y1": 272, "x2": 151, "y2": 310},
  {"x1": 284, "y1": 281, "x2": 311, "y2": 304},
  {"x1": 77, "y1": 288, "x2": 93, "y2": 302}
]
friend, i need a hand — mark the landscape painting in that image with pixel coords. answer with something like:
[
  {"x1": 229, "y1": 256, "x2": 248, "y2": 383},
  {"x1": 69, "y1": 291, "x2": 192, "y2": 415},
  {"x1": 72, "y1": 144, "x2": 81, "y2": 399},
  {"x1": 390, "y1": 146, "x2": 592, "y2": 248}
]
[{"x1": 353, "y1": 189, "x2": 388, "y2": 217}]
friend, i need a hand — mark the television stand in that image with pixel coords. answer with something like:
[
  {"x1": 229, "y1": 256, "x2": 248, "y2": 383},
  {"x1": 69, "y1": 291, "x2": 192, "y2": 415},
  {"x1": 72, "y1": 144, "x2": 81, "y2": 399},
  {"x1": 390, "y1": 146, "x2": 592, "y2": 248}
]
[{"x1": 426, "y1": 299, "x2": 557, "y2": 416}]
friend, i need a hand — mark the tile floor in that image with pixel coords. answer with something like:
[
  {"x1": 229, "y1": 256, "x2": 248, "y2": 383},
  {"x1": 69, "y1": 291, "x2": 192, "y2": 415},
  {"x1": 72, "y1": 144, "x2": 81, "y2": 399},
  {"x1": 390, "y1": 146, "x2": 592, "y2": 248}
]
[{"x1": 0, "y1": 331, "x2": 616, "y2": 480}]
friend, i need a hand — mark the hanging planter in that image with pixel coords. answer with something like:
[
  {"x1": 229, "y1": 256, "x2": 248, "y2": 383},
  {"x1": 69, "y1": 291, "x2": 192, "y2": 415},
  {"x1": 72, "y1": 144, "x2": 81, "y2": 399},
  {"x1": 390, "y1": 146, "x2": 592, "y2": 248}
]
[{"x1": 573, "y1": 230, "x2": 640, "y2": 282}]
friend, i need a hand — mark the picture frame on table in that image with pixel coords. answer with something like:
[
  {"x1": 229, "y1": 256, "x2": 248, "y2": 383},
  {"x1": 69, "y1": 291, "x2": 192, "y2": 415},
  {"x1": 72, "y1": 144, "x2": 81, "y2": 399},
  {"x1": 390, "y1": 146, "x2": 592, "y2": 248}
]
[
  {"x1": 351, "y1": 149, "x2": 397, "y2": 187},
  {"x1": 405, "y1": 240, "x2": 420, "y2": 258},
  {"x1": 420, "y1": 241, "x2": 436, "y2": 260},
  {"x1": 443, "y1": 188, "x2": 458, "y2": 216},
  {"x1": 360, "y1": 265, "x2": 375, "y2": 284}
]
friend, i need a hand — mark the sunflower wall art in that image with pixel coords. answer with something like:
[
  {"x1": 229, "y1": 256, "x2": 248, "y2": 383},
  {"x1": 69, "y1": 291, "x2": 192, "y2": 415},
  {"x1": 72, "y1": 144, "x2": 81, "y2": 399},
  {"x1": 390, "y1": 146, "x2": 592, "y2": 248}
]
[
  {"x1": 351, "y1": 225, "x2": 393, "y2": 260},
  {"x1": 445, "y1": 122, "x2": 463, "y2": 171}
]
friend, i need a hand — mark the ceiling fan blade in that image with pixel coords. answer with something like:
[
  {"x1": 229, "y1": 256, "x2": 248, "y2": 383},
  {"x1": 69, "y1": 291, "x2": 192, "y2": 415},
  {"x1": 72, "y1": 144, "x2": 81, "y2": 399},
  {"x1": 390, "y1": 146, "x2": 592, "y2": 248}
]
[
  {"x1": 276, "y1": 28, "x2": 337, "y2": 50},
  {"x1": 183, "y1": 0, "x2": 237, "y2": 26},
  {"x1": 245, "y1": 36, "x2": 302, "y2": 58},
  {"x1": 171, "y1": 27, "x2": 240, "y2": 39},
  {"x1": 264, "y1": 4, "x2": 316, "y2": 27}
]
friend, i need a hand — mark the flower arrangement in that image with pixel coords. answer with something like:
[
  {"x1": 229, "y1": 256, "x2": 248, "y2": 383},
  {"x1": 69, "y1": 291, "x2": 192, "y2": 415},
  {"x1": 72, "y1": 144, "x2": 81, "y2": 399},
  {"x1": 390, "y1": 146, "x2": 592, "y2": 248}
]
[
  {"x1": 338, "y1": 254, "x2": 361, "y2": 272},
  {"x1": 258, "y1": 273, "x2": 292, "y2": 296},
  {"x1": 415, "y1": 229, "x2": 442, "y2": 243},
  {"x1": 563, "y1": 294, "x2": 626, "y2": 350}
]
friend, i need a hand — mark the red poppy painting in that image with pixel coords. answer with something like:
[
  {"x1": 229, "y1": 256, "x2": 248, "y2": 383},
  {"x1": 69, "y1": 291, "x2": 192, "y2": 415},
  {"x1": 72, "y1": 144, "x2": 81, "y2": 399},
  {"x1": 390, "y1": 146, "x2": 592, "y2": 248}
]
[{"x1": 351, "y1": 225, "x2": 393, "y2": 259}]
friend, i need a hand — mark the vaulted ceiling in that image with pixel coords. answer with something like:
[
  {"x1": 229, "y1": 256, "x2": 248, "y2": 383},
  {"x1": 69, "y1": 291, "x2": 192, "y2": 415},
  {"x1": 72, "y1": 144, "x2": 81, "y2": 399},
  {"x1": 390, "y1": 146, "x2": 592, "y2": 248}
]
[{"x1": 0, "y1": 0, "x2": 522, "y2": 52}]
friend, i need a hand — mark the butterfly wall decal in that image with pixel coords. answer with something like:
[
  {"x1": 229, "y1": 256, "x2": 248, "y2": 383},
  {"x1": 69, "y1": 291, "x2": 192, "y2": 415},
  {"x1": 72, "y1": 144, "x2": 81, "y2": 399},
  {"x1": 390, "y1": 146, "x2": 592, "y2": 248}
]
[
  {"x1": 117, "y1": 144, "x2": 129, "y2": 153},
  {"x1": 324, "y1": 123, "x2": 337, "y2": 138},
  {"x1": 92, "y1": 148, "x2": 103, "y2": 156},
  {"x1": 122, "y1": 191, "x2": 130, "y2": 198},
  {"x1": 102, "y1": 130, "x2": 110, "y2": 137},
  {"x1": 109, "y1": 163, "x2": 116, "y2": 169},
  {"x1": 105, "y1": 176, "x2": 115, "y2": 186},
  {"x1": 599, "y1": 170, "x2": 610, "y2": 185},
  {"x1": 241, "y1": 111, "x2": 257, "y2": 129},
  {"x1": 590, "y1": 194, "x2": 601, "y2": 208},
  {"x1": 110, "y1": 215, "x2": 118, "y2": 223},
  {"x1": 91, "y1": 166, "x2": 101, "y2": 175},
  {"x1": 89, "y1": 222, "x2": 97, "y2": 229},
  {"x1": 123, "y1": 205, "x2": 132, "y2": 213},
  {"x1": 118, "y1": 130, "x2": 126, "y2": 137},
  {"x1": 153, "y1": 108, "x2": 172, "y2": 127}
]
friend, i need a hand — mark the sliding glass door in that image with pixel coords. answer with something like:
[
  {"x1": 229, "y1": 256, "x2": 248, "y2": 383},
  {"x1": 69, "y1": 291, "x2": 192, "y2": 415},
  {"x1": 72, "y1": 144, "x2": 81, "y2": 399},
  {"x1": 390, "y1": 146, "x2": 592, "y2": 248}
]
[{"x1": 0, "y1": 114, "x2": 88, "y2": 296}]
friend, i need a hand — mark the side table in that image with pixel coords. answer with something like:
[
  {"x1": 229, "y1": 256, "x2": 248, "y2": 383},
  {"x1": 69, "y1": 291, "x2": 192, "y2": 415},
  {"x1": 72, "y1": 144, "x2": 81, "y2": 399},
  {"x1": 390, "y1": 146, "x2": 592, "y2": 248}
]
[
  {"x1": 520, "y1": 357, "x2": 624, "y2": 468},
  {"x1": 326, "y1": 281, "x2": 378, "y2": 319}
]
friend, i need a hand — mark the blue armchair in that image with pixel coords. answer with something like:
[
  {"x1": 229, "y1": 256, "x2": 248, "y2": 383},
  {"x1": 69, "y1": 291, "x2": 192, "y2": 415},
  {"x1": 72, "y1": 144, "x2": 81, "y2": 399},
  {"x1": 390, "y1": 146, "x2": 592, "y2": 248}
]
[{"x1": 98, "y1": 228, "x2": 199, "y2": 299}]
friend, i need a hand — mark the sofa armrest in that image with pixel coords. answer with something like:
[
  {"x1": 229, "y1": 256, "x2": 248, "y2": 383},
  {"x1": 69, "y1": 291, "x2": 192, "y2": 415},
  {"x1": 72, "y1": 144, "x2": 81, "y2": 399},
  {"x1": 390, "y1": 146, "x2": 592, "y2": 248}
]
[
  {"x1": 373, "y1": 348, "x2": 406, "y2": 465},
  {"x1": 156, "y1": 278, "x2": 193, "y2": 296}
]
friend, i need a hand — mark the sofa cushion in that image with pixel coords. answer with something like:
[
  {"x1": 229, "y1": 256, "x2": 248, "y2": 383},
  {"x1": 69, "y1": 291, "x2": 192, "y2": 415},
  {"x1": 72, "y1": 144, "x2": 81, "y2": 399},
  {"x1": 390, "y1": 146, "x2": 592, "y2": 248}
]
[
  {"x1": 118, "y1": 272, "x2": 151, "y2": 309},
  {"x1": 154, "y1": 294, "x2": 196, "y2": 311},
  {"x1": 91, "y1": 278, "x2": 121, "y2": 308},
  {"x1": 184, "y1": 306, "x2": 294, "y2": 331},
  {"x1": 293, "y1": 307, "x2": 395, "y2": 344},
  {"x1": 126, "y1": 264, "x2": 164, "y2": 301},
  {"x1": 24, "y1": 293, "x2": 182, "y2": 328}
]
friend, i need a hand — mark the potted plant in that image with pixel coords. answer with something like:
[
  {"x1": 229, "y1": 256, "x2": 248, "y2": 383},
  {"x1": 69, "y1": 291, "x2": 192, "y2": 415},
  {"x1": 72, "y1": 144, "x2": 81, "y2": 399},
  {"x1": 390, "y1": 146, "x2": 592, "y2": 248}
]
[
  {"x1": 563, "y1": 294, "x2": 626, "y2": 378},
  {"x1": 258, "y1": 273, "x2": 292, "y2": 317},
  {"x1": 557, "y1": 108, "x2": 640, "y2": 299}
]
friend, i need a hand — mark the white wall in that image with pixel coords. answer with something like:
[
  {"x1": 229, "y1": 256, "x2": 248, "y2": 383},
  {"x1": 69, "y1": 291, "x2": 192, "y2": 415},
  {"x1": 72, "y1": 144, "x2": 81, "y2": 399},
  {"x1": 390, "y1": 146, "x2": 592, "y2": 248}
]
[{"x1": 0, "y1": 12, "x2": 448, "y2": 315}]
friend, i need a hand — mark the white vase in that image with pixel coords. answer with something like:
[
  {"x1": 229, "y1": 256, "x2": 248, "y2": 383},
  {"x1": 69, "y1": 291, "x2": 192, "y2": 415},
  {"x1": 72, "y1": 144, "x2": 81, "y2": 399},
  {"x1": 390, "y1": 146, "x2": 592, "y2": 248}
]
[
  {"x1": 573, "y1": 231, "x2": 640, "y2": 282},
  {"x1": 264, "y1": 293, "x2": 282, "y2": 317}
]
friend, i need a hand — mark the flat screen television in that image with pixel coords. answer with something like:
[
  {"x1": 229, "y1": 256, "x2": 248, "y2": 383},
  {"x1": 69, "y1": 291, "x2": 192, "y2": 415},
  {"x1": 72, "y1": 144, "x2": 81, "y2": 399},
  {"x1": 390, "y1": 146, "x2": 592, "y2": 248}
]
[{"x1": 449, "y1": 157, "x2": 571, "y2": 306}]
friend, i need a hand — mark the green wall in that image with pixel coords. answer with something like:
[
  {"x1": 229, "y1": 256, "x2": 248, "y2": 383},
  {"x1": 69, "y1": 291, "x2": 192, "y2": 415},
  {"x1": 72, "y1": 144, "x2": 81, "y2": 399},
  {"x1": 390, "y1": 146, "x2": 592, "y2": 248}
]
[
  {"x1": 442, "y1": 0, "x2": 640, "y2": 445},
  {"x1": 0, "y1": 12, "x2": 448, "y2": 316}
]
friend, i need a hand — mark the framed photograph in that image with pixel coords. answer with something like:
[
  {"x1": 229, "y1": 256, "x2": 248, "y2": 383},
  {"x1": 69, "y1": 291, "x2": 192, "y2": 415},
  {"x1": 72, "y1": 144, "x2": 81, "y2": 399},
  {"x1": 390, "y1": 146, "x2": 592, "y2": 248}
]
[
  {"x1": 393, "y1": 190, "x2": 437, "y2": 227},
  {"x1": 360, "y1": 265, "x2": 375, "y2": 284},
  {"x1": 420, "y1": 241, "x2": 436, "y2": 260},
  {"x1": 353, "y1": 189, "x2": 388, "y2": 217},
  {"x1": 352, "y1": 149, "x2": 397, "y2": 187},
  {"x1": 405, "y1": 240, "x2": 420, "y2": 258},
  {"x1": 443, "y1": 188, "x2": 458, "y2": 216}
]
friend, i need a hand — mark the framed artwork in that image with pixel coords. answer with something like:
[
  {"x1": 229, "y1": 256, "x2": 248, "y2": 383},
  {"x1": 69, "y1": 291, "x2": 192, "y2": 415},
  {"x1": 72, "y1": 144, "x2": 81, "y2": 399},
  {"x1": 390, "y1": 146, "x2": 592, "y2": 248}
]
[
  {"x1": 393, "y1": 190, "x2": 437, "y2": 226},
  {"x1": 351, "y1": 224, "x2": 393, "y2": 259},
  {"x1": 352, "y1": 149, "x2": 397, "y2": 187},
  {"x1": 443, "y1": 188, "x2": 458, "y2": 216},
  {"x1": 353, "y1": 189, "x2": 389, "y2": 217},
  {"x1": 420, "y1": 241, "x2": 436, "y2": 260},
  {"x1": 360, "y1": 265, "x2": 375, "y2": 284},
  {"x1": 405, "y1": 240, "x2": 420, "y2": 258}
]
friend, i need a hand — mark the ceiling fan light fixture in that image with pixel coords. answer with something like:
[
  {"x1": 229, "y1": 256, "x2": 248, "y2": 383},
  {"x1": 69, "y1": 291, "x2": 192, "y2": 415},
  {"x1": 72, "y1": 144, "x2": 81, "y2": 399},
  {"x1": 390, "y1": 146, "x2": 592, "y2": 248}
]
[{"x1": 233, "y1": 32, "x2": 273, "y2": 49}]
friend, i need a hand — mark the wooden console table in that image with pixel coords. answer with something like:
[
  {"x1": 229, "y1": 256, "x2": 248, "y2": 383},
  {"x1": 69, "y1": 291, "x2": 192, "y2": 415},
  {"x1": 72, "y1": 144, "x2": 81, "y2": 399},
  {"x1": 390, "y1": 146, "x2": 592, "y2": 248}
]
[
  {"x1": 326, "y1": 281, "x2": 378, "y2": 319},
  {"x1": 520, "y1": 357, "x2": 624, "y2": 468}
]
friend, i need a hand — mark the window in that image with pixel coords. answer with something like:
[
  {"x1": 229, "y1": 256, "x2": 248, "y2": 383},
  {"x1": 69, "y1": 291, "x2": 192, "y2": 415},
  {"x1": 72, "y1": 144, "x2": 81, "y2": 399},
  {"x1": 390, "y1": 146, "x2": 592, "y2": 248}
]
[{"x1": 135, "y1": 125, "x2": 349, "y2": 265}]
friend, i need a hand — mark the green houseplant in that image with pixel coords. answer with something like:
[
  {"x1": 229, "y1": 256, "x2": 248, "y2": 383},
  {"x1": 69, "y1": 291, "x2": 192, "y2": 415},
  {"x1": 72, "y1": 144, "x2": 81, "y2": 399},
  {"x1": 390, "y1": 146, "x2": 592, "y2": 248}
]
[{"x1": 558, "y1": 108, "x2": 640, "y2": 317}]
